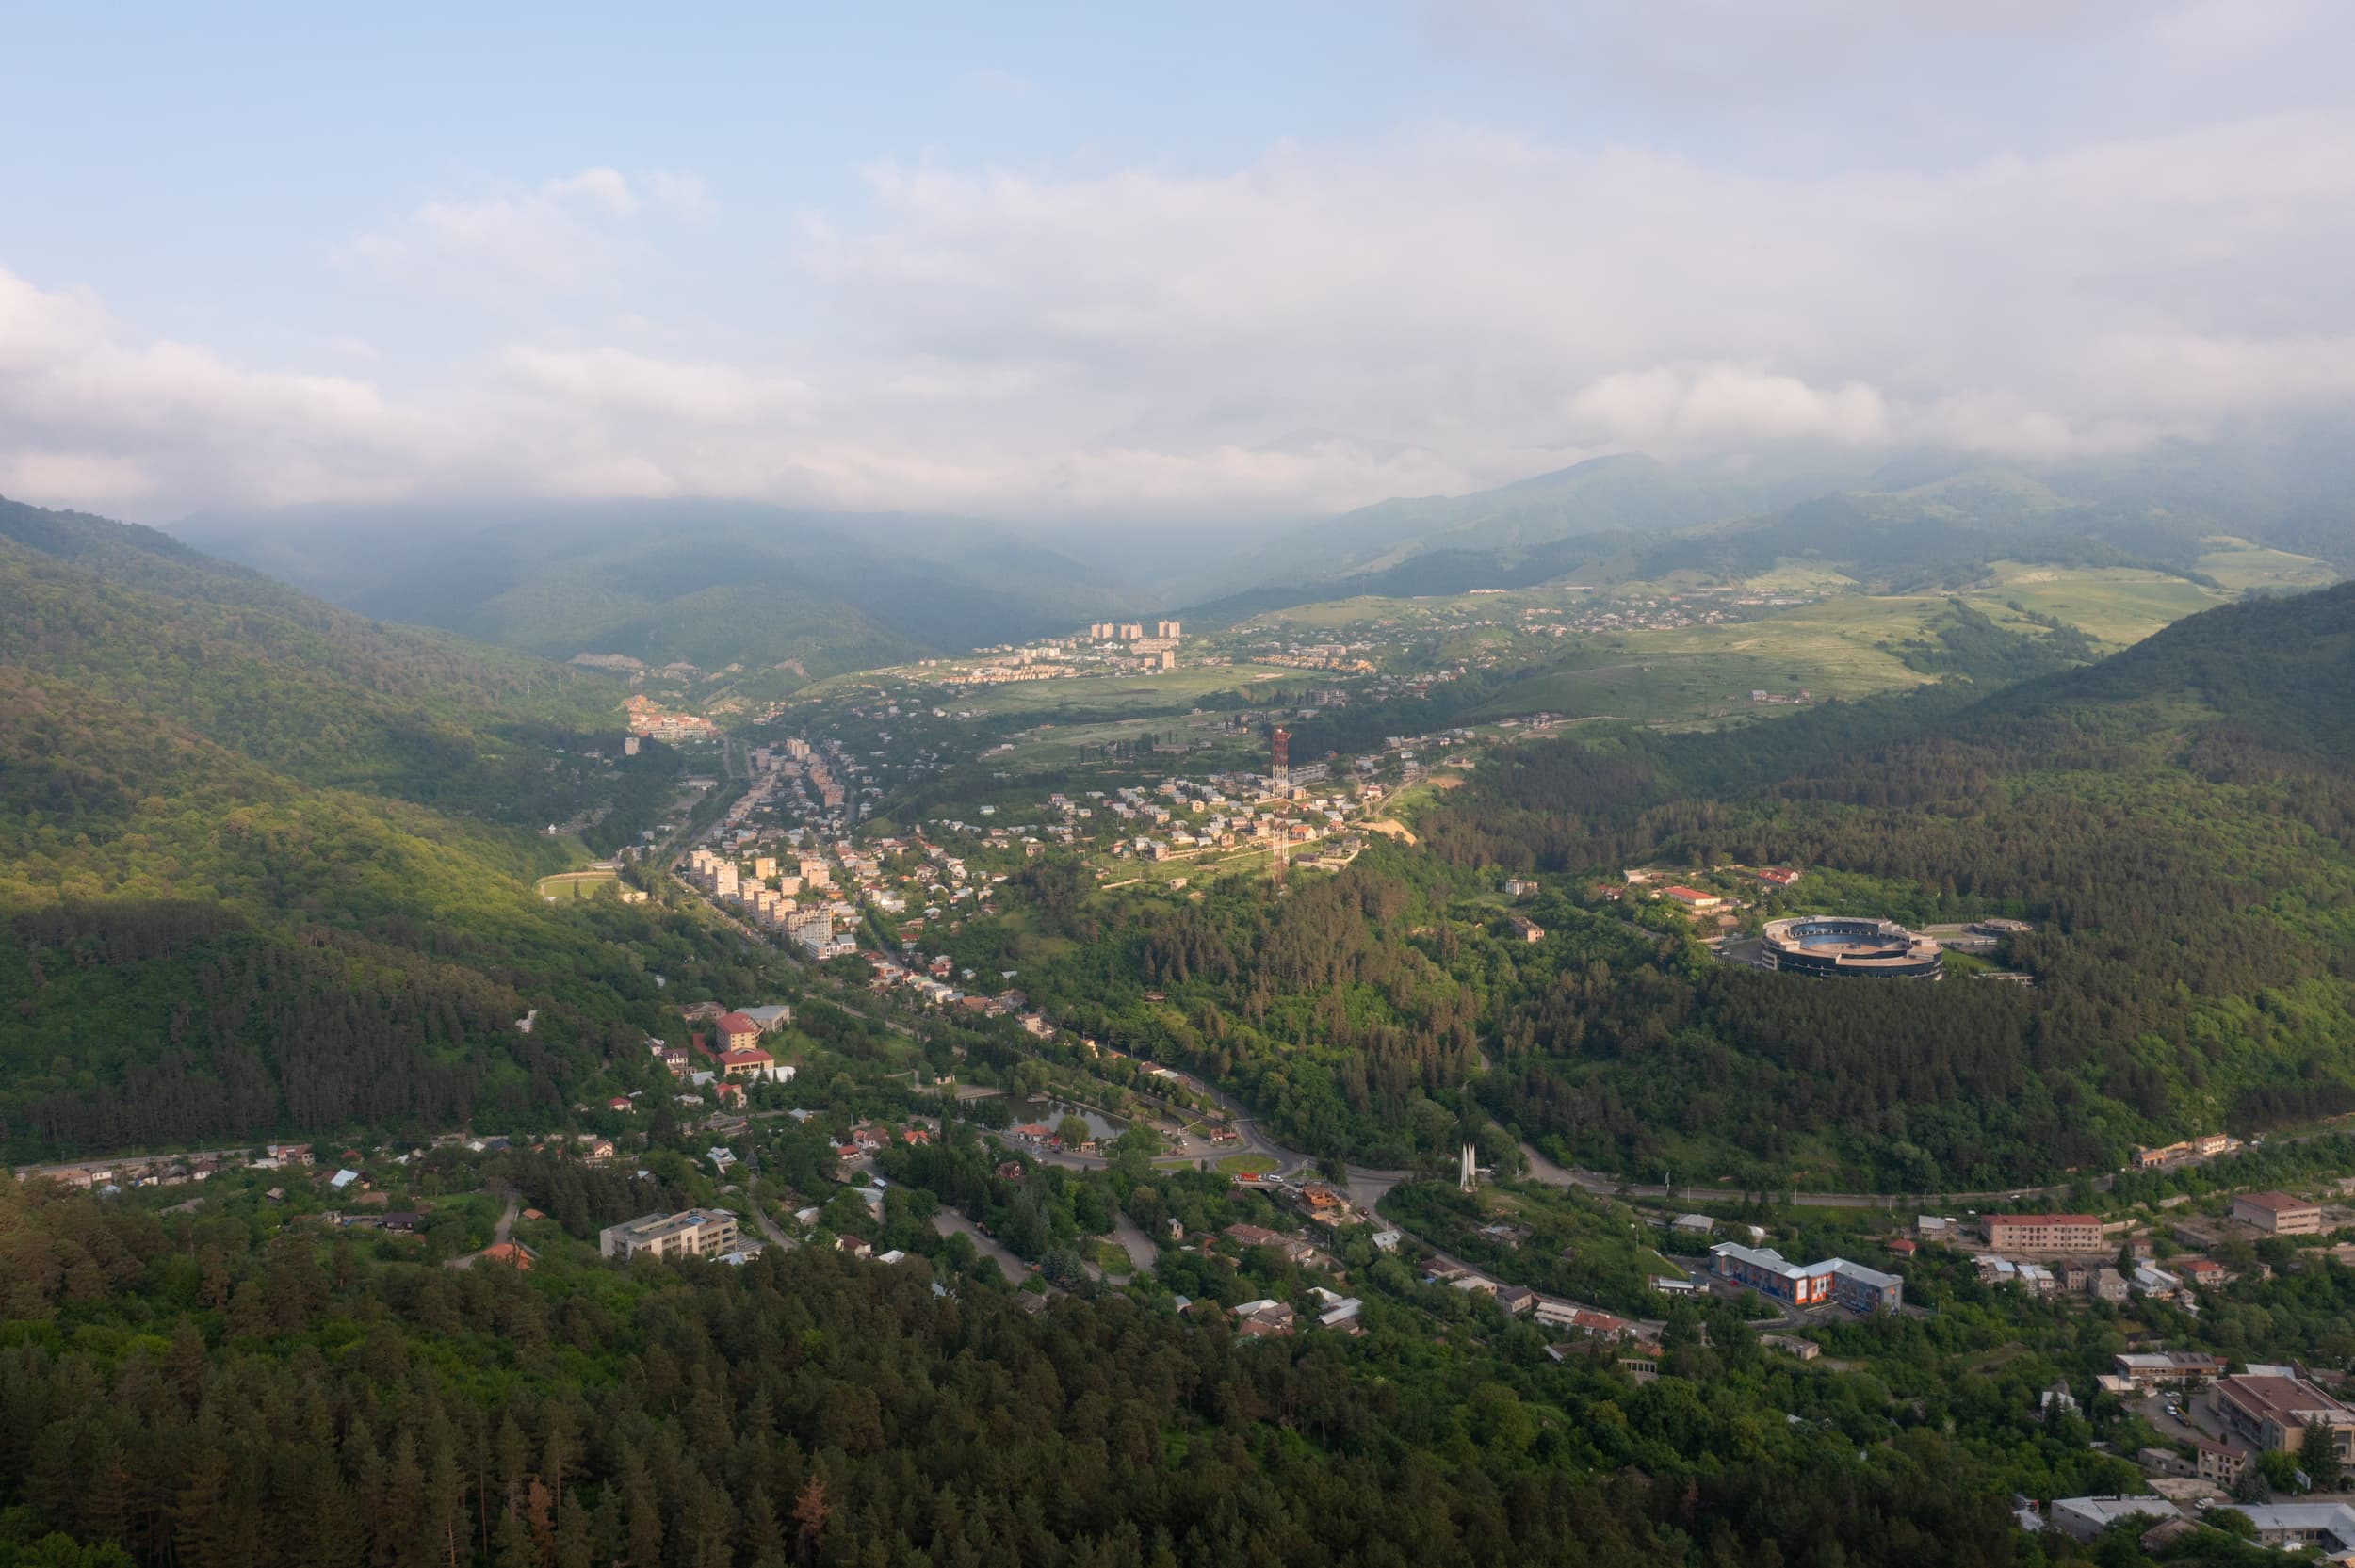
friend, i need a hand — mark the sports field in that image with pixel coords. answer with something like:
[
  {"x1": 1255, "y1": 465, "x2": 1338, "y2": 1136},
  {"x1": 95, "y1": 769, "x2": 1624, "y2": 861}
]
[{"x1": 534, "y1": 869, "x2": 619, "y2": 900}]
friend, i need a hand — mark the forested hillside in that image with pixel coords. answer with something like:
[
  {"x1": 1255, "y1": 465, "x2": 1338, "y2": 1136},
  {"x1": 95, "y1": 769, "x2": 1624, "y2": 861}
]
[
  {"x1": 1419, "y1": 583, "x2": 2355, "y2": 1188},
  {"x1": 0, "y1": 661, "x2": 779, "y2": 1154},
  {"x1": 0, "y1": 1165, "x2": 2020, "y2": 1568},
  {"x1": 0, "y1": 499, "x2": 664, "y2": 825},
  {"x1": 0, "y1": 497, "x2": 760, "y2": 1158}
]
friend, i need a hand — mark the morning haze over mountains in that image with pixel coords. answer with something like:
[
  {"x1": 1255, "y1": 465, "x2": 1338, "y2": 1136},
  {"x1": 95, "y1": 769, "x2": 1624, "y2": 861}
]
[
  {"x1": 5, "y1": 6, "x2": 2355, "y2": 1567},
  {"x1": 164, "y1": 427, "x2": 2355, "y2": 683}
]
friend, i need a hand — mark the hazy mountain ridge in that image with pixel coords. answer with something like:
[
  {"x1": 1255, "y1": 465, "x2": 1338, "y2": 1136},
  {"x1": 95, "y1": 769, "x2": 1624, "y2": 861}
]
[
  {"x1": 1191, "y1": 434, "x2": 2353, "y2": 625},
  {"x1": 174, "y1": 500, "x2": 1151, "y2": 678},
  {"x1": 1211, "y1": 452, "x2": 1831, "y2": 592}
]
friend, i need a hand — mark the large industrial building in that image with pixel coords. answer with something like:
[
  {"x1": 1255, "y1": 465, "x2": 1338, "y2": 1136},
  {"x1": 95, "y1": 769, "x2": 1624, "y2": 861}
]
[
  {"x1": 1708, "y1": 1242, "x2": 1904, "y2": 1312},
  {"x1": 1760, "y1": 916, "x2": 1943, "y2": 978}
]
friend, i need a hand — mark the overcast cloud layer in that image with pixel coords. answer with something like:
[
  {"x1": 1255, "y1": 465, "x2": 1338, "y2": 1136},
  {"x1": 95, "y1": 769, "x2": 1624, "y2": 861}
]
[{"x1": 2, "y1": 1, "x2": 2352, "y2": 521}]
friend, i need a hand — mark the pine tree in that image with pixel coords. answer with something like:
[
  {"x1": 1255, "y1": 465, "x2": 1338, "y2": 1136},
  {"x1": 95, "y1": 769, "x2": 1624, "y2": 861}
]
[{"x1": 792, "y1": 1477, "x2": 831, "y2": 1566}]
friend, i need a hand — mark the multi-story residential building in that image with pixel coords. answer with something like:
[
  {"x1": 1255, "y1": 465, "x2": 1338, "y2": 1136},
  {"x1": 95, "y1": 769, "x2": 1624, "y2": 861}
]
[
  {"x1": 599, "y1": 1209, "x2": 740, "y2": 1263},
  {"x1": 2233, "y1": 1191, "x2": 2324, "y2": 1235},
  {"x1": 787, "y1": 910, "x2": 832, "y2": 957},
  {"x1": 1982, "y1": 1214, "x2": 2107, "y2": 1253}
]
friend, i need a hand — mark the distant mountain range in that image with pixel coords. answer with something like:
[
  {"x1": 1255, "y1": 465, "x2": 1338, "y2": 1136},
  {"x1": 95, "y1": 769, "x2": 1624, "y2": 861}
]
[
  {"x1": 173, "y1": 500, "x2": 1152, "y2": 683},
  {"x1": 1209, "y1": 451, "x2": 1838, "y2": 590},
  {"x1": 1188, "y1": 430, "x2": 2355, "y2": 621},
  {"x1": 164, "y1": 428, "x2": 2353, "y2": 673}
]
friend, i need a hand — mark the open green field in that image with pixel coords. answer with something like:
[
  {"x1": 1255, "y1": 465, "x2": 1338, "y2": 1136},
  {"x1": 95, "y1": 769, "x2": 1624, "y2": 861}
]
[
  {"x1": 1473, "y1": 595, "x2": 1959, "y2": 723},
  {"x1": 1604, "y1": 562, "x2": 1859, "y2": 599},
  {"x1": 936, "y1": 664, "x2": 1295, "y2": 719},
  {"x1": 988, "y1": 715, "x2": 1266, "y2": 772},
  {"x1": 2193, "y1": 536, "x2": 2338, "y2": 594},
  {"x1": 1957, "y1": 562, "x2": 2226, "y2": 646},
  {"x1": 534, "y1": 868, "x2": 618, "y2": 900},
  {"x1": 1231, "y1": 585, "x2": 1623, "y2": 636},
  {"x1": 1216, "y1": 1153, "x2": 1278, "y2": 1176}
]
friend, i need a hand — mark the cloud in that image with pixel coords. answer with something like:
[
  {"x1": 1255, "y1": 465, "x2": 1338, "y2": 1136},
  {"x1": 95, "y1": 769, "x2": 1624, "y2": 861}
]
[
  {"x1": 1568, "y1": 367, "x2": 1891, "y2": 448},
  {"x1": 7, "y1": 90, "x2": 2355, "y2": 522},
  {"x1": 542, "y1": 166, "x2": 638, "y2": 216},
  {"x1": 494, "y1": 346, "x2": 816, "y2": 425},
  {"x1": 642, "y1": 171, "x2": 716, "y2": 220},
  {"x1": 0, "y1": 449, "x2": 157, "y2": 506},
  {"x1": 0, "y1": 267, "x2": 437, "y2": 509},
  {"x1": 340, "y1": 167, "x2": 713, "y2": 302},
  {"x1": 797, "y1": 111, "x2": 2355, "y2": 478},
  {"x1": 963, "y1": 67, "x2": 1033, "y2": 103}
]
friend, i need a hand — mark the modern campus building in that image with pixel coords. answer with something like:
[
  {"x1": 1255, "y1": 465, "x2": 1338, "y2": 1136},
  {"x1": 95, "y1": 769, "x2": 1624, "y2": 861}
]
[
  {"x1": 1708, "y1": 1242, "x2": 1904, "y2": 1312},
  {"x1": 1759, "y1": 916, "x2": 1943, "y2": 978},
  {"x1": 599, "y1": 1209, "x2": 741, "y2": 1263}
]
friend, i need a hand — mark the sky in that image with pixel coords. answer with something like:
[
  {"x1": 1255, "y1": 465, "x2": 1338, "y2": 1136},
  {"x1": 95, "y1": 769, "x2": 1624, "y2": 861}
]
[{"x1": 2, "y1": 0, "x2": 2352, "y2": 524}]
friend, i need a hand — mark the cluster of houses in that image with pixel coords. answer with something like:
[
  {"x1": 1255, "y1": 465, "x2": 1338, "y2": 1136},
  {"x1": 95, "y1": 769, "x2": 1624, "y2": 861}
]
[
  {"x1": 2027, "y1": 1361, "x2": 2355, "y2": 1547},
  {"x1": 1422, "y1": 1258, "x2": 1671, "y2": 1372},
  {"x1": 20, "y1": 1140, "x2": 536, "y2": 1200},
  {"x1": 1958, "y1": 1200, "x2": 2328, "y2": 1310},
  {"x1": 649, "y1": 1004, "x2": 796, "y2": 1107},
  {"x1": 834, "y1": 1119, "x2": 931, "y2": 1175},
  {"x1": 861, "y1": 948, "x2": 1031, "y2": 1022},
  {"x1": 621, "y1": 693, "x2": 719, "y2": 743}
]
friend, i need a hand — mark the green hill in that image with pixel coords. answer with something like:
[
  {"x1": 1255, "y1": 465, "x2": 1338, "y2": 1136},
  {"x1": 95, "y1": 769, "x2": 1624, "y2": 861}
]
[
  {"x1": 0, "y1": 496, "x2": 669, "y2": 831},
  {"x1": 1425, "y1": 581, "x2": 2355, "y2": 1187},
  {"x1": 0, "y1": 497, "x2": 775, "y2": 1157}
]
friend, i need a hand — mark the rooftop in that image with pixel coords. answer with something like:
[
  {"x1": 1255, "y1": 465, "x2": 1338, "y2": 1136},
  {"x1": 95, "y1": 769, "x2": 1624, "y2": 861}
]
[
  {"x1": 2217, "y1": 1372, "x2": 2353, "y2": 1428},
  {"x1": 2236, "y1": 1190, "x2": 2318, "y2": 1214},
  {"x1": 1988, "y1": 1213, "x2": 2100, "y2": 1227}
]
